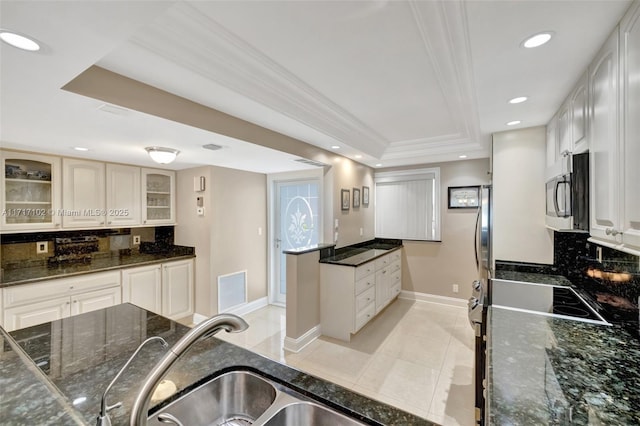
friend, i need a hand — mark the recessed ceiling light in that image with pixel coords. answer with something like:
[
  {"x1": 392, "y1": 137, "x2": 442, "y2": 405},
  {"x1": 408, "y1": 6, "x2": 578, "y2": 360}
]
[
  {"x1": 507, "y1": 120, "x2": 521, "y2": 126},
  {"x1": 0, "y1": 30, "x2": 40, "y2": 51},
  {"x1": 73, "y1": 147, "x2": 89, "y2": 152},
  {"x1": 522, "y1": 32, "x2": 553, "y2": 48},
  {"x1": 375, "y1": 163, "x2": 383, "y2": 167},
  {"x1": 331, "y1": 145, "x2": 340, "y2": 149},
  {"x1": 509, "y1": 96, "x2": 528, "y2": 104},
  {"x1": 459, "y1": 155, "x2": 468, "y2": 159},
  {"x1": 354, "y1": 154, "x2": 362, "y2": 159}
]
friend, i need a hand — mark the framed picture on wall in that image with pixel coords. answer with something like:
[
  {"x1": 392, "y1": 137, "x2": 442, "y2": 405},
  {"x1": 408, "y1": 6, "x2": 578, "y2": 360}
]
[
  {"x1": 341, "y1": 189, "x2": 350, "y2": 211},
  {"x1": 353, "y1": 188, "x2": 361, "y2": 208},
  {"x1": 362, "y1": 186, "x2": 369, "y2": 206},
  {"x1": 448, "y1": 185, "x2": 480, "y2": 209}
]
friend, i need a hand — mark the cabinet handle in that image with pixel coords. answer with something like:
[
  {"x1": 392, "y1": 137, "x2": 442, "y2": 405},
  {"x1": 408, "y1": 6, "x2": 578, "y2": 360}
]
[
  {"x1": 69, "y1": 286, "x2": 74, "y2": 290},
  {"x1": 73, "y1": 300, "x2": 77, "y2": 304},
  {"x1": 108, "y1": 221, "x2": 112, "y2": 225},
  {"x1": 605, "y1": 228, "x2": 621, "y2": 236},
  {"x1": 66, "y1": 301, "x2": 70, "y2": 305},
  {"x1": 143, "y1": 220, "x2": 147, "y2": 224}
]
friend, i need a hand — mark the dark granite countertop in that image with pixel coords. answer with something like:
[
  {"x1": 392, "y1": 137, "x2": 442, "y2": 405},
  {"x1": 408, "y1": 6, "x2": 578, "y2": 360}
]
[
  {"x1": 320, "y1": 246, "x2": 402, "y2": 267},
  {"x1": 487, "y1": 306, "x2": 640, "y2": 425},
  {"x1": 493, "y1": 270, "x2": 572, "y2": 287},
  {"x1": 0, "y1": 246, "x2": 195, "y2": 287},
  {"x1": 3, "y1": 303, "x2": 434, "y2": 426}
]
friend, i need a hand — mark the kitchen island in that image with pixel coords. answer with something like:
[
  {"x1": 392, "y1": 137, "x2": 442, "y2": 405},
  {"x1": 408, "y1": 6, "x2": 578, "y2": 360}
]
[{"x1": 1, "y1": 303, "x2": 433, "y2": 426}]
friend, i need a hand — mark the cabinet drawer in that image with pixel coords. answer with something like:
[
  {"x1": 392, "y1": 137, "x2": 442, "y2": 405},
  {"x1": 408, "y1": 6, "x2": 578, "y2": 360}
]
[
  {"x1": 390, "y1": 282, "x2": 401, "y2": 299},
  {"x1": 355, "y1": 275, "x2": 375, "y2": 295},
  {"x1": 355, "y1": 263, "x2": 375, "y2": 281},
  {"x1": 389, "y1": 260, "x2": 401, "y2": 274},
  {"x1": 355, "y1": 302, "x2": 376, "y2": 332},
  {"x1": 375, "y1": 254, "x2": 391, "y2": 271},
  {"x1": 3, "y1": 271, "x2": 121, "y2": 309},
  {"x1": 355, "y1": 286, "x2": 375, "y2": 313},
  {"x1": 389, "y1": 250, "x2": 401, "y2": 263}
]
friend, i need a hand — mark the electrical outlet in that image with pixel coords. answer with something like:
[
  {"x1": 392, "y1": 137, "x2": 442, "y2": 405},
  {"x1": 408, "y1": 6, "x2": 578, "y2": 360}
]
[
  {"x1": 596, "y1": 246, "x2": 602, "y2": 262},
  {"x1": 36, "y1": 241, "x2": 48, "y2": 254},
  {"x1": 452, "y1": 284, "x2": 459, "y2": 293},
  {"x1": 133, "y1": 235, "x2": 141, "y2": 245}
]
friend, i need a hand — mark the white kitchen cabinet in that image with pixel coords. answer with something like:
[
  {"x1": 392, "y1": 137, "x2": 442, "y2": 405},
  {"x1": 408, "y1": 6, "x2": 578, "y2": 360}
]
[
  {"x1": 122, "y1": 264, "x2": 163, "y2": 314},
  {"x1": 162, "y1": 259, "x2": 194, "y2": 320},
  {"x1": 106, "y1": 163, "x2": 141, "y2": 227},
  {"x1": 1, "y1": 150, "x2": 62, "y2": 232},
  {"x1": 321, "y1": 249, "x2": 402, "y2": 341},
  {"x1": 122, "y1": 259, "x2": 194, "y2": 320},
  {"x1": 571, "y1": 72, "x2": 589, "y2": 154},
  {"x1": 1, "y1": 271, "x2": 121, "y2": 332},
  {"x1": 620, "y1": 1, "x2": 640, "y2": 253},
  {"x1": 62, "y1": 158, "x2": 106, "y2": 228},
  {"x1": 545, "y1": 114, "x2": 559, "y2": 179},
  {"x1": 142, "y1": 168, "x2": 176, "y2": 225},
  {"x1": 557, "y1": 102, "x2": 571, "y2": 160},
  {"x1": 589, "y1": 27, "x2": 621, "y2": 246}
]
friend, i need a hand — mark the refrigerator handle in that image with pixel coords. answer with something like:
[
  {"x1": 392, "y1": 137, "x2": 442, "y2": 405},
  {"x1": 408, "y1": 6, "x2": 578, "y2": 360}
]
[{"x1": 474, "y1": 206, "x2": 481, "y2": 271}]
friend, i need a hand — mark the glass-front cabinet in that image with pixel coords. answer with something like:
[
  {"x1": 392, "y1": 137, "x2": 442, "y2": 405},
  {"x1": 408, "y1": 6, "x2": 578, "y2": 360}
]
[
  {"x1": 142, "y1": 168, "x2": 175, "y2": 225},
  {"x1": 1, "y1": 151, "x2": 61, "y2": 231}
]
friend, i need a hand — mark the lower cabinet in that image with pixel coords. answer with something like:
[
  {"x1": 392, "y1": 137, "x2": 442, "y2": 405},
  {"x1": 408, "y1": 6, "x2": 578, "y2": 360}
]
[
  {"x1": 321, "y1": 249, "x2": 402, "y2": 341},
  {"x1": 2, "y1": 271, "x2": 121, "y2": 332},
  {"x1": 122, "y1": 258, "x2": 194, "y2": 320}
]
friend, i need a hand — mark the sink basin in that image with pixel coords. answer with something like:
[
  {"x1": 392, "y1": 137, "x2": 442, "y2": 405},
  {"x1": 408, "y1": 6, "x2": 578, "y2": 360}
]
[
  {"x1": 147, "y1": 371, "x2": 277, "y2": 425},
  {"x1": 263, "y1": 402, "x2": 364, "y2": 426},
  {"x1": 147, "y1": 369, "x2": 367, "y2": 426}
]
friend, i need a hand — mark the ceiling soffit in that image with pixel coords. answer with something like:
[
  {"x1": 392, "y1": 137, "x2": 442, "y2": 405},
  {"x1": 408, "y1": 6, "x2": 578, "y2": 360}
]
[{"x1": 98, "y1": 0, "x2": 483, "y2": 164}]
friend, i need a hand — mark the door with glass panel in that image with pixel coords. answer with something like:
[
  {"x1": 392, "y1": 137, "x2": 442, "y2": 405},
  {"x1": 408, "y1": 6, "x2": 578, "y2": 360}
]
[{"x1": 272, "y1": 180, "x2": 320, "y2": 305}]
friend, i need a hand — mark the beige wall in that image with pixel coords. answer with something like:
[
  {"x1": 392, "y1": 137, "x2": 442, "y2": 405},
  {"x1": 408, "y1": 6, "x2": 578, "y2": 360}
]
[
  {"x1": 175, "y1": 165, "x2": 267, "y2": 317},
  {"x1": 326, "y1": 158, "x2": 376, "y2": 248},
  {"x1": 285, "y1": 251, "x2": 320, "y2": 339},
  {"x1": 381, "y1": 158, "x2": 490, "y2": 299},
  {"x1": 493, "y1": 126, "x2": 553, "y2": 265}
]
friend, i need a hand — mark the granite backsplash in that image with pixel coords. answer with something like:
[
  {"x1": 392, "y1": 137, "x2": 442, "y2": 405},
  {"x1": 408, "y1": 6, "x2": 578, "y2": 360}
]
[{"x1": 1, "y1": 226, "x2": 176, "y2": 270}]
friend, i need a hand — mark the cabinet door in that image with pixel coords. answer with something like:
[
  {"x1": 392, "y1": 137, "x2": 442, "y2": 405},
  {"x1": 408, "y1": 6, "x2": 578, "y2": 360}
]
[
  {"x1": 122, "y1": 265, "x2": 162, "y2": 314},
  {"x1": 3, "y1": 296, "x2": 70, "y2": 332},
  {"x1": 142, "y1": 168, "x2": 176, "y2": 225},
  {"x1": 1, "y1": 151, "x2": 61, "y2": 231},
  {"x1": 545, "y1": 115, "x2": 559, "y2": 179},
  {"x1": 589, "y1": 28, "x2": 621, "y2": 243},
  {"x1": 71, "y1": 287, "x2": 121, "y2": 316},
  {"x1": 375, "y1": 268, "x2": 389, "y2": 314},
  {"x1": 571, "y1": 73, "x2": 589, "y2": 154},
  {"x1": 557, "y1": 103, "x2": 571, "y2": 158},
  {"x1": 106, "y1": 164, "x2": 141, "y2": 227},
  {"x1": 162, "y1": 260, "x2": 194, "y2": 320},
  {"x1": 621, "y1": 2, "x2": 640, "y2": 251},
  {"x1": 62, "y1": 158, "x2": 106, "y2": 228}
]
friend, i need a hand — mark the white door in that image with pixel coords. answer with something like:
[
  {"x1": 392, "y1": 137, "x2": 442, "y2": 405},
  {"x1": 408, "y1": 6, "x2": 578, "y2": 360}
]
[{"x1": 272, "y1": 179, "x2": 321, "y2": 305}]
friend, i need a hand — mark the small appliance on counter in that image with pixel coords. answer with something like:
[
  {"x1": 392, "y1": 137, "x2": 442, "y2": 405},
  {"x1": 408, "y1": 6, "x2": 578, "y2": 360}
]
[
  {"x1": 545, "y1": 152, "x2": 589, "y2": 231},
  {"x1": 467, "y1": 185, "x2": 491, "y2": 425},
  {"x1": 48, "y1": 236, "x2": 99, "y2": 265}
]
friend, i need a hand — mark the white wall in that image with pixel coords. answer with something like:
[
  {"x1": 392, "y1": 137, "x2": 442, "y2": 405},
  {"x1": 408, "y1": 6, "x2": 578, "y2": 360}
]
[{"x1": 492, "y1": 126, "x2": 553, "y2": 265}]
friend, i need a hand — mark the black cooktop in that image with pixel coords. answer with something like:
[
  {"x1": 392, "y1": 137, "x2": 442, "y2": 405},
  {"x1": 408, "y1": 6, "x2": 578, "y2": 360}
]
[{"x1": 551, "y1": 286, "x2": 603, "y2": 321}]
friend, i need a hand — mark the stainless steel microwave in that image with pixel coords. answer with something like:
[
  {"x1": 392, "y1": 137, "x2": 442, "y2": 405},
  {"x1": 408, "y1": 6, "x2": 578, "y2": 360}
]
[{"x1": 545, "y1": 152, "x2": 589, "y2": 231}]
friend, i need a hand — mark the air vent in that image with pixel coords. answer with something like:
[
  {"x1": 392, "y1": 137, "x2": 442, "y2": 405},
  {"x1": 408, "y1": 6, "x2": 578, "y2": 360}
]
[
  {"x1": 295, "y1": 158, "x2": 327, "y2": 168},
  {"x1": 97, "y1": 104, "x2": 130, "y2": 116},
  {"x1": 203, "y1": 144, "x2": 223, "y2": 151}
]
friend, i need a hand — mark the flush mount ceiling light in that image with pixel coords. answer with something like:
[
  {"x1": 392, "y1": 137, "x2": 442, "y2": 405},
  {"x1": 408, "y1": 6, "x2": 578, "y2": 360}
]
[
  {"x1": 522, "y1": 32, "x2": 553, "y2": 48},
  {"x1": 0, "y1": 30, "x2": 40, "y2": 51},
  {"x1": 509, "y1": 96, "x2": 528, "y2": 104},
  {"x1": 375, "y1": 163, "x2": 383, "y2": 167},
  {"x1": 459, "y1": 155, "x2": 468, "y2": 159},
  {"x1": 507, "y1": 120, "x2": 522, "y2": 126},
  {"x1": 331, "y1": 145, "x2": 340, "y2": 149},
  {"x1": 354, "y1": 154, "x2": 363, "y2": 159},
  {"x1": 145, "y1": 147, "x2": 180, "y2": 164}
]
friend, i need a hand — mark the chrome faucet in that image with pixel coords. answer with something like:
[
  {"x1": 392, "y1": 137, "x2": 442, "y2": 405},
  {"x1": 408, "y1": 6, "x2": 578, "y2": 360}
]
[
  {"x1": 130, "y1": 313, "x2": 249, "y2": 426},
  {"x1": 97, "y1": 336, "x2": 169, "y2": 426}
]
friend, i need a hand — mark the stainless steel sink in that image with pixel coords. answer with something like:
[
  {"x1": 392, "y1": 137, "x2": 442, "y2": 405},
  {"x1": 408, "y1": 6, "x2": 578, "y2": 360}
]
[
  {"x1": 147, "y1": 371, "x2": 277, "y2": 425},
  {"x1": 147, "y1": 370, "x2": 367, "y2": 426},
  {"x1": 262, "y1": 402, "x2": 365, "y2": 426}
]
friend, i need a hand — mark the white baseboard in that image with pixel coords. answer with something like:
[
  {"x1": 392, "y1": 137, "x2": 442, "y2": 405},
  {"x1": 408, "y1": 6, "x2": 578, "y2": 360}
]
[
  {"x1": 224, "y1": 296, "x2": 269, "y2": 317},
  {"x1": 399, "y1": 290, "x2": 467, "y2": 308},
  {"x1": 193, "y1": 296, "x2": 269, "y2": 324},
  {"x1": 283, "y1": 325, "x2": 321, "y2": 353}
]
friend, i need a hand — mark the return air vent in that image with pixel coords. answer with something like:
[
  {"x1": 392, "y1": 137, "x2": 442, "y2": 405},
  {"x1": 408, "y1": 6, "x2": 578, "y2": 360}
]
[
  {"x1": 295, "y1": 158, "x2": 327, "y2": 168},
  {"x1": 203, "y1": 144, "x2": 223, "y2": 151},
  {"x1": 97, "y1": 103, "x2": 130, "y2": 116}
]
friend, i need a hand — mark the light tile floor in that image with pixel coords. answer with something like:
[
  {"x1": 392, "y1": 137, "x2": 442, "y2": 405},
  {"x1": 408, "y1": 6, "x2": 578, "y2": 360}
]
[{"x1": 214, "y1": 298, "x2": 476, "y2": 426}]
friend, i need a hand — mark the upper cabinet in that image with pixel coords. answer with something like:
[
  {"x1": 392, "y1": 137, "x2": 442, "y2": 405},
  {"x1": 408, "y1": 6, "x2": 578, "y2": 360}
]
[
  {"x1": 620, "y1": 1, "x2": 640, "y2": 252},
  {"x1": 142, "y1": 168, "x2": 176, "y2": 225},
  {"x1": 1, "y1": 151, "x2": 62, "y2": 231},
  {"x1": 62, "y1": 158, "x2": 106, "y2": 228},
  {"x1": 106, "y1": 164, "x2": 141, "y2": 227},
  {"x1": 570, "y1": 72, "x2": 589, "y2": 154}
]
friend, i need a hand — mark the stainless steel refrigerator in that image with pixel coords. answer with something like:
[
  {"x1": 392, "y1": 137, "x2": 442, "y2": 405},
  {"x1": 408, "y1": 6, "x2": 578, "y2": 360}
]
[{"x1": 468, "y1": 185, "x2": 491, "y2": 425}]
